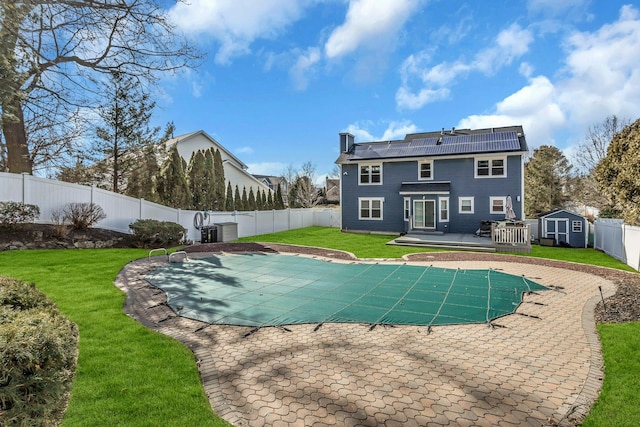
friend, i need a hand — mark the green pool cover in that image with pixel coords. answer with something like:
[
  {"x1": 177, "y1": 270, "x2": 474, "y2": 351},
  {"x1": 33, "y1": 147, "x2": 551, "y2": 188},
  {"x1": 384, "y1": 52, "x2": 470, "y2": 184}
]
[{"x1": 145, "y1": 253, "x2": 547, "y2": 328}]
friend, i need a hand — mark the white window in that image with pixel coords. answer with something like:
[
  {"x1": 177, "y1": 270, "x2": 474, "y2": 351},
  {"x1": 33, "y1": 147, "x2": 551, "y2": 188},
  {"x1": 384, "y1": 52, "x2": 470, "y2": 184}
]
[
  {"x1": 418, "y1": 160, "x2": 433, "y2": 180},
  {"x1": 572, "y1": 220, "x2": 583, "y2": 232},
  {"x1": 458, "y1": 197, "x2": 474, "y2": 214},
  {"x1": 475, "y1": 157, "x2": 506, "y2": 178},
  {"x1": 490, "y1": 196, "x2": 506, "y2": 214},
  {"x1": 359, "y1": 197, "x2": 384, "y2": 220},
  {"x1": 404, "y1": 197, "x2": 410, "y2": 221},
  {"x1": 439, "y1": 197, "x2": 449, "y2": 222},
  {"x1": 359, "y1": 163, "x2": 382, "y2": 185}
]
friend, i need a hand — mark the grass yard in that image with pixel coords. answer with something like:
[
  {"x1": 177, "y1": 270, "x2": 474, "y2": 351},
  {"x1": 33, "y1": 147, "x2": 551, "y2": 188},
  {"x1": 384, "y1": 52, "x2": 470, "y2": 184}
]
[{"x1": 0, "y1": 249, "x2": 230, "y2": 427}]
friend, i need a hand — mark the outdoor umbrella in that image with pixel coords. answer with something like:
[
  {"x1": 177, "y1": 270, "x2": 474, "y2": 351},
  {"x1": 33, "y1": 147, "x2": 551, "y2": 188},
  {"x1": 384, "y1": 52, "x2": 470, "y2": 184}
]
[{"x1": 505, "y1": 195, "x2": 516, "y2": 220}]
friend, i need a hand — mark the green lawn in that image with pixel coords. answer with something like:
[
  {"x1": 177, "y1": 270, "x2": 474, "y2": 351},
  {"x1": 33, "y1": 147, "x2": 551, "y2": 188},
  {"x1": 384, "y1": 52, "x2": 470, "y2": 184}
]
[
  {"x1": 1, "y1": 227, "x2": 637, "y2": 426},
  {"x1": 0, "y1": 249, "x2": 230, "y2": 427}
]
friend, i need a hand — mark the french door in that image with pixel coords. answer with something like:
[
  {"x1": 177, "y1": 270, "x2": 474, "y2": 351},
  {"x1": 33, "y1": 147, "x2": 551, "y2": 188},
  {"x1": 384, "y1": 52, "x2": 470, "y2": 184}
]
[{"x1": 413, "y1": 200, "x2": 436, "y2": 229}]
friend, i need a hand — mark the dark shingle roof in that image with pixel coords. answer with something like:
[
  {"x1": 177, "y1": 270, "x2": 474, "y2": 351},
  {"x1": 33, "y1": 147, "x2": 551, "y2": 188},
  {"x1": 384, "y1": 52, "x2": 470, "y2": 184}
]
[{"x1": 338, "y1": 126, "x2": 527, "y2": 163}]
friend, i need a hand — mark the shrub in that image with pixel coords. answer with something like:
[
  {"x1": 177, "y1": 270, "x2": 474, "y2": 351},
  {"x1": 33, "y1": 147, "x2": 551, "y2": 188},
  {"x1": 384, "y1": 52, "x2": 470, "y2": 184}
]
[
  {"x1": 50, "y1": 208, "x2": 70, "y2": 239},
  {"x1": 129, "y1": 219, "x2": 185, "y2": 248},
  {"x1": 0, "y1": 277, "x2": 78, "y2": 426},
  {"x1": 0, "y1": 202, "x2": 40, "y2": 227},
  {"x1": 62, "y1": 202, "x2": 106, "y2": 230}
]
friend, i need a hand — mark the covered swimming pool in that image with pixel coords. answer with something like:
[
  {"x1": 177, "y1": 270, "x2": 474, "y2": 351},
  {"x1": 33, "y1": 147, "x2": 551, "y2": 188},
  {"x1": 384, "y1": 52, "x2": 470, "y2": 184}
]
[{"x1": 144, "y1": 253, "x2": 548, "y2": 329}]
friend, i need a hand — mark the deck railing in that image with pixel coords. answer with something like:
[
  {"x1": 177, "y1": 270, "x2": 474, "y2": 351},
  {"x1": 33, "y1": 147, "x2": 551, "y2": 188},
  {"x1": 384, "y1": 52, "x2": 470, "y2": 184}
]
[{"x1": 491, "y1": 222, "x2": 531, "y2": 253}]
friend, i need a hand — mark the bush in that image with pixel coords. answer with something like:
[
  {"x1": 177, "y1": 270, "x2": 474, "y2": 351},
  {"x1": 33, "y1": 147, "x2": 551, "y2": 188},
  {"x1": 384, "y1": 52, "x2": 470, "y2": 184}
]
[
  {"x1": 62, "y1": 202, "x2": 106, "y2": 230},
  {"x1": 0, "y1": 277, "x2": 78, "y2": 426},
  {"x1": 129, "y1": 219, "x2": 185, "y2": 248},
  {"x1": 0, "y1": 202, "x2": 40, "y2": 227}
]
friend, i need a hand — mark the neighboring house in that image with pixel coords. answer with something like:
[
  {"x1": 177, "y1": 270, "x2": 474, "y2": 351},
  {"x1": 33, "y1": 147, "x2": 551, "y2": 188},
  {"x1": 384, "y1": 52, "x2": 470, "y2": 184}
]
[
  {"x1": 253, "y1": 174, "x2": 289, "y2": 205},
  {"x1": 324, "y1": 178, "x2": 340, "y2": 204},
  {"x1": 538, "y1": 209, "x2": 588, "y2": 248},
  {"x1": 335, "y1": 126, "x2": 528, "y2": 234},
  {"x1": 166, "y1": 130, "x2": 271, "y2": 196}
]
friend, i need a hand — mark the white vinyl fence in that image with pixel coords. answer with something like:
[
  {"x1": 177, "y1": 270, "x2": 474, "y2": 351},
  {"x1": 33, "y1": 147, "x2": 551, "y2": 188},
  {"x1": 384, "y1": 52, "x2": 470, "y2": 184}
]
[
  {"x1": 594, "y1": 218, "x2": 640, "y2": 271},
  {"x1": 0, "y1": 172, "x2": 341, "y2": 242}
]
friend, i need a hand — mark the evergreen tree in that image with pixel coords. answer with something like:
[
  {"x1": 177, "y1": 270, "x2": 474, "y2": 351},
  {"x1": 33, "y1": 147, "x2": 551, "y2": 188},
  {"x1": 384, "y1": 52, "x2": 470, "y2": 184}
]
[
  {"x1": 93, "y1": 71, "x2": 161, "y2": 193},
  {"x1": 241, "y1": 187, "x2": 249, "y2": 211},
  {"x1": 203, "y1": 148, "x2": 216, "y2": 209},
  {"x1": 524, "y1": 145, "x2": 572, "y2": 217},
  {"x1": 261, "y1": 189, "x2": 268, "y2": 210},
  {"x1": 275, "y1": 183, "x2": 285, "y2": 209},
  {"x1": 267, "y1": 190, "x2": 274, "y2": 209},
  {"x1": 224, "y1": 181, "x2": 234, "y2": 211},
  {"x1": 156, "y1": 145, "x2": 191, "y2": 209},
  {"x1": 212, "y1": 149, "x2": 226, "y2": 210},
  {"x1": 256, "y1": 189, "x2": 264, "y2": 210},
  {"x1": 187, "y1": 150, "x2": 208, "y2": 210},
  {"x1": 125, "y1": 144, "x2": 161, "y2": 202},
  {"x1": 596, "y1": 118, "x2": 640, "y2": 225},
  {"x1": 234, "y1": 185, "x2": 243, "y2": 211},
  {"x1": 248, "y1": 187, "x2": 257, "y2": 210}
]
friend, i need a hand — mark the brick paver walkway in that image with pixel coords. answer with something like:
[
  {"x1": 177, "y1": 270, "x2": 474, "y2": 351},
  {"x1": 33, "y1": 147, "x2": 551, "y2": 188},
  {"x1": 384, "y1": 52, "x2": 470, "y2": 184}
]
[{"x1": 115, "y1": 254, "x2": 615, "y2": 427}]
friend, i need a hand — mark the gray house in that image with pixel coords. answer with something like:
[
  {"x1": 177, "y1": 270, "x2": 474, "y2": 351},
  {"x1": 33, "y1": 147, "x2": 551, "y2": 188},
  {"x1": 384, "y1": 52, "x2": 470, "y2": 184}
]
[
  {"x1": 538, "y1": 209, "x2": 588, "y2": 248},
  {"x1": 335, "y1": 126, "x2": 528, "y2": 235}
]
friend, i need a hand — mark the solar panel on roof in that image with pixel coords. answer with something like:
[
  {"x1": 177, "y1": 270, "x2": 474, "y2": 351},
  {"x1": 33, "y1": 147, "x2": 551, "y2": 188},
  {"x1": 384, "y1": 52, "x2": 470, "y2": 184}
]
[{"x1": 349, "y1": 131, "x2": 522, "y2": 160}]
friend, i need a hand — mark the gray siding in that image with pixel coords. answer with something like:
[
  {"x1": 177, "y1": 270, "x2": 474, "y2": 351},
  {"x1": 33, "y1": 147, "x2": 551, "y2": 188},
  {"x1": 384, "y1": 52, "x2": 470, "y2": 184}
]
[{"x1": 341, "y1": 155, "x2": 524, "y2": 234}]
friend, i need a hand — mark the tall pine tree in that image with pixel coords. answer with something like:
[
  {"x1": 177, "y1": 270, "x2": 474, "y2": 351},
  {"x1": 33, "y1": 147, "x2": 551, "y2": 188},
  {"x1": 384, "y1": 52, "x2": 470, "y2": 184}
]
[
  {"x1": 212, "y1": 149, "x2": 226, "y2": 210},
  {"x1": 203, "y1": 148, "x2": 216, "y2": 209},
  {"x1": 248, "y1": 187, "x2": 257, "y2": 210},
  {"x1": 266, "y1": 190, "x2": 274, "y2": 210},
  {"x1": 241, "y1": 187, "x2": 249, "y2": 211},
  {"x1": 187, "y1": 150, "x2": 208, "y2": 210},
  {"x1": 234, "y1": 185, "x2": 243, "y2": 211},
  {"x1": 224, "y1": 181, "x2": 235, "y2": 211},
  {"x1": 156, "y1": 145, "x2": 191, "y2": 209}
]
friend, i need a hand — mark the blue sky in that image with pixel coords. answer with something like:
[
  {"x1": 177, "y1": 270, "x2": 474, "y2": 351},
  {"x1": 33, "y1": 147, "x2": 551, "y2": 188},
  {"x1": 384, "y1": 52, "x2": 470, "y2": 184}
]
[{"x1": 153, "y1": 0, "x2": 640, "y2": 184}]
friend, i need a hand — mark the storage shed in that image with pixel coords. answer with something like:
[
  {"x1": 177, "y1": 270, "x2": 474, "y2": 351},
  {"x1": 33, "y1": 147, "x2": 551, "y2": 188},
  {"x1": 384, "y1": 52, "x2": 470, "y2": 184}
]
[{"x1": 537, "y1": 209, "x2": 588, "y2": 248}]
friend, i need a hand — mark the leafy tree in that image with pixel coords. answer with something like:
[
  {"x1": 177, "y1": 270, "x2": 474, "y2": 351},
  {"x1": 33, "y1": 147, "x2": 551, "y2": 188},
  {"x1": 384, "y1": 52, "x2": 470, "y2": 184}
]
[
  {"x1": 524, "y1": 145, "x2": 572, "y2": 217},
  {"x1": 224, "y1": 181, "x2": 234, "y2": 211},
  {"x1": 0, "y1": 0, "x2": 200, "y2": 174},
  {"x1": 212, "y1": 149, "x2": 226, "y2": 210},
  {"x1": 275, "y1": 183, "x2": 285, "y2": 209},
  {"x1": 187, "y1": 150, "x2": 208, "y2": 210},
  {"x1": 93, "y1": 71, "x2": 162, "y2": 193},
  {"x1": 248, "y1": 187, "x2": 257, "y2": 211},
  {"x1": 234, "y1": 185, "x2": 243, "y2": 211},
  {"x1": 156, "y1": 145, "x2": 191, "y2": 209},
  {"x1": 595, "y1": 118, "x2": 640, "y2": 225}
]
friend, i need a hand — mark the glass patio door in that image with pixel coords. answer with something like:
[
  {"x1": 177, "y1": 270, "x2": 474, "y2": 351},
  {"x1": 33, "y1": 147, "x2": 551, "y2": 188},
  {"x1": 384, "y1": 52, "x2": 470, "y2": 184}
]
[{"x1": 413, "y1": 200, "x2": 435, "y2": 229}]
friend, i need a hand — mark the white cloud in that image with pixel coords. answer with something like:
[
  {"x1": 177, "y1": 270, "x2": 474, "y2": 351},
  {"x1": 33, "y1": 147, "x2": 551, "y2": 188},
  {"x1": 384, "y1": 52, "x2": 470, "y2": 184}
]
[
  {"x1": 168, "y1": 0, "x2": 311, "y2": 64},
  {"x1": 458, "y1": 75, "x2": 566, "y2": 147},
  {"x1": 557, "y1": 4, "x2": 640, "y2": 126},
  {"x1": 324, "y1": 0, "x2": 422, "y2": 59},
  {"x1": 396, "y1": 23, "x2": 534, "y2": 110},
  {"x1": 344, "y1": 120, "x2": 419, "y2": 142},
  {"x1": 289, "y1": 47, "x2": 321, "y2": 90},
  {"x1": 246, "y1": 161, "x2": 288, "y2": 176},
  {"x1": 236, "y1": 146, "x2": 255, "y2": 155}
]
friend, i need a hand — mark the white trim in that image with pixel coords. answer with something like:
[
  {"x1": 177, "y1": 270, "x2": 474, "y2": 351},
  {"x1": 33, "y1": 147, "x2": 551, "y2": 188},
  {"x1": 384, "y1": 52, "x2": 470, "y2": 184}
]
[
  {"x1": 474, "y1": 156, "x2": 507, "y2": 178},
  {"x1": 403, "y1": 197, "x2": 410, "y2": 222},
  {"x1": 572, "y1": 220, "x2": 583, "y2": 233},
  {"x1": 358, "y1": 197, "x2": 384, "y2": 220},
  {"x1": 418, "y1": 160, "x2": 434, "y2": 180},
  {"x1": 490, "y1": 196, "x2": 507, "y2": 214},
  {"x1": 439, "y1": 197, "x2": 449, "y2": 222},
  {"x1": 458, "y1": 196, "x2": 475, "y2": 214},
  {"x1": 358, "y1": 162, "x2": 383, "y2": 186}
]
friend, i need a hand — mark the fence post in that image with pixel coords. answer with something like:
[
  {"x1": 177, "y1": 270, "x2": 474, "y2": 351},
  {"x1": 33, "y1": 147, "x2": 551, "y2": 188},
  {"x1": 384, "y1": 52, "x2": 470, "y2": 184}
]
[
  {"x1": 21, "y1": 172, "x2": 29, "y2": 204},
  {"x1": 139, "y1": 198, "x2": 144, "y2": 219}
]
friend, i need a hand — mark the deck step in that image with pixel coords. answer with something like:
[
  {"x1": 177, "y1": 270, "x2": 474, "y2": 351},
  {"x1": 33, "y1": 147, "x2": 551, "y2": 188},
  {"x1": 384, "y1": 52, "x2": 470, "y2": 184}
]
[{"x1": 388, "y1": 240, "x2": 496, "y2": 252}]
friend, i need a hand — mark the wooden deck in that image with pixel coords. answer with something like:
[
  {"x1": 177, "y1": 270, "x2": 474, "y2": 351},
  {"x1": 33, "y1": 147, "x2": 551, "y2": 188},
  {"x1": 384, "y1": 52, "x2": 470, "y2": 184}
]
[{"x1": 389, "y1": 230, "x2": 532, "y2": 253}]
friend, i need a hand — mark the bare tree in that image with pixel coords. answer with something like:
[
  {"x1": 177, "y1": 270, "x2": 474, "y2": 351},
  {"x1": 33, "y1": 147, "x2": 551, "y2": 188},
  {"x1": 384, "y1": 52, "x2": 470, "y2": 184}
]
[
  {"x1": 573, "y1": 115, "x2": 630, "y2": 173},
  {"x1": 0, "y1": 0, "x2": 201, "y2": 174},
  {"x1": 288, "y1": 161, "x2": 322, "y2": 208}
]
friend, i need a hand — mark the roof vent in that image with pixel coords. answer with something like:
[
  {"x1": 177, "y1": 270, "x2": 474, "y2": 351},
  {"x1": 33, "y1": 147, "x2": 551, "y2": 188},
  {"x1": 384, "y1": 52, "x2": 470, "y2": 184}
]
[
  {"x1": 436, "y1": 137, "x2": 443, "y2": 145},
  {"x1": 441, "y1": 127, "x2": 444, "y2": 135},
  {"x1": 450, "y1": 127, "x2": 455, "y2": 135}
]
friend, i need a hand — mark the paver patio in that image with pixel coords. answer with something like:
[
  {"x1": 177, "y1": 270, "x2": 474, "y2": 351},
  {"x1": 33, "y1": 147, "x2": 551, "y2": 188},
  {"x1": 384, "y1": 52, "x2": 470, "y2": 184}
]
[{"x1": 115, "y1": 253, "x2": 615, "y2": 427}]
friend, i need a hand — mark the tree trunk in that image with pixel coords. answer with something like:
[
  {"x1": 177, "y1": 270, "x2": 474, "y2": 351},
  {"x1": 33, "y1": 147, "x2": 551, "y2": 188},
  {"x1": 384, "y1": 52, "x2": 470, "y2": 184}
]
[{"x1": 1, "y1": 97, "x2": 32, "y2": 174}]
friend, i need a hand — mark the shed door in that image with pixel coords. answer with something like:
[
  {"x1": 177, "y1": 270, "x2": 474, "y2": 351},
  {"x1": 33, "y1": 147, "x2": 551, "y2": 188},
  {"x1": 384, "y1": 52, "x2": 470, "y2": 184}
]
[{"x1": 545, "y1": 219, "x2": 569, "y2": 244}]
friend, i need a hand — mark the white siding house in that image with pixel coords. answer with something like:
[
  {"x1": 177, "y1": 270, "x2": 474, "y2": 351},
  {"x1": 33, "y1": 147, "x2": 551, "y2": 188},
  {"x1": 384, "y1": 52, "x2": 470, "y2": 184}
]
[{"x1": 165, "y1": 130, "x2": 270, "y2": 196}]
